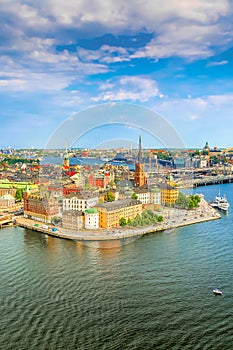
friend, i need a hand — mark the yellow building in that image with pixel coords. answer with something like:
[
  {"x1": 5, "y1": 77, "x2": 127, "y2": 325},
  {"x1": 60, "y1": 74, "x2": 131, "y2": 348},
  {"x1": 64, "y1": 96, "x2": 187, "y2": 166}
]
[
  {"x1": 95, "y1": 199, "x2": 142, "y2": 228},
  {"x1": 158, "y1": 174, "x2": 178, "y2": 206}
]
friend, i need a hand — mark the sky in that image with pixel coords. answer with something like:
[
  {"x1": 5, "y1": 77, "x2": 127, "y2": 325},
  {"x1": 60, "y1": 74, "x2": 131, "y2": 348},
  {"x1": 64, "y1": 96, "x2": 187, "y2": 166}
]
[{"x1": 1, "y1": 0, "x2": 233, "y2": 150}]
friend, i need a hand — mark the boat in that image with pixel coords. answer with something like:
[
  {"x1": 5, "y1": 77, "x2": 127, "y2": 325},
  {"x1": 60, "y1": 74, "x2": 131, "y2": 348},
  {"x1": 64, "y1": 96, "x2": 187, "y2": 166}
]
[
  {"x1": 213, "y1": 288, "x2": 222, "y2": 295},
  {"x1": 210, "y1": 191, "x2": 229, "y2": 212}
]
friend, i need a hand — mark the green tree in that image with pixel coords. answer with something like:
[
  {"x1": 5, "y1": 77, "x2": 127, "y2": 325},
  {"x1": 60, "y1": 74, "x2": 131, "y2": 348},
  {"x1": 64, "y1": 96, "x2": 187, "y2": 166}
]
[
  {"x1": 106, "y1": 191, "x2": 115, "y2": 202},
  {"x1": 15, "y1": 189, "x2": 23, "y2": 201},
  {"x1": 189, "y1": 195, "x2": 200, "y2": 209},
  {"x1": 157, "y1": 215, "x2": 163, "y2": 222},
  {"x1": 127, "y1": 217, "x2": 132, "y2": 225},
  {"x1": 131, "y1": 192, "x2": 138, "y2": 200},
  {"x1": 175, "y1": 192, "x2": 190, "y2": 209},
  {"x1": 51, "y1": 216, "x2": 61, "y2": 224},
  {"x1": 119, "y1": 217, "x2": 127, "y2": 226}
]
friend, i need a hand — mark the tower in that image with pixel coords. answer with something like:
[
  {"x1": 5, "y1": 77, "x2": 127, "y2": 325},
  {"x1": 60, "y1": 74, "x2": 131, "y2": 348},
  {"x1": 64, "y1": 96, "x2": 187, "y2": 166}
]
[{"x1": 134, "y1": 135, "x2": 147, "y2": 187}]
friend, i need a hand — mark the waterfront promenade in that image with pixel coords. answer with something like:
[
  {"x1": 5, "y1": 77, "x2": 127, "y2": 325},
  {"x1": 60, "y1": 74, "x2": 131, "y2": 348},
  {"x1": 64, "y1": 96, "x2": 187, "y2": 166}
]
[{"x1": 15, "y1": 197, "x2": 221, "y2": 242}]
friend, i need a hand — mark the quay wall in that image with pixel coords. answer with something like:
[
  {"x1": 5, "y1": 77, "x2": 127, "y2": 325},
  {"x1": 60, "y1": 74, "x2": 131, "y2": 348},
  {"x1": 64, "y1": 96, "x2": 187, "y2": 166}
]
[{"x1": 15, "y1": 198, "x2": 221, "y2": 242}]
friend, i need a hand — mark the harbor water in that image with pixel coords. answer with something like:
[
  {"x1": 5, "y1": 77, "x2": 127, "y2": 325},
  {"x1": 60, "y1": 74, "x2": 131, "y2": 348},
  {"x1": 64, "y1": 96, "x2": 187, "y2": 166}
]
[{"x1": 1, "y1": 183, "x2": 233, "y2": 349}]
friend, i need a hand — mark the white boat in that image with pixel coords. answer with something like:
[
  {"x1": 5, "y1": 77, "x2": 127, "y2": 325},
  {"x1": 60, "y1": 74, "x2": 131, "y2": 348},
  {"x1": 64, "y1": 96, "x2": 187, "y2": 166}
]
[
  {"x1": 210, "y1": 191, "x2": 229, "y2": 212},
  {"x1": 213, "y1": 288, "x2": 222, "y2": 295}
]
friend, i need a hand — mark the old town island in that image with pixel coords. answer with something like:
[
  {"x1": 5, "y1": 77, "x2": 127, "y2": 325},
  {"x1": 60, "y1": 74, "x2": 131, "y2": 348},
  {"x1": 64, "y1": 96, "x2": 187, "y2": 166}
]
[{"x1": 1, "y1": 138, "x2": 232, "y2": 245}]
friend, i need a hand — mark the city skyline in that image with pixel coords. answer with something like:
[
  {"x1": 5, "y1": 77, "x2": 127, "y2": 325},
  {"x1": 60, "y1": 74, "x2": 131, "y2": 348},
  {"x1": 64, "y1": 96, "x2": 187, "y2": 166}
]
[{"x1": 1, "y1": 1, "x2": 233, "y2": 149}]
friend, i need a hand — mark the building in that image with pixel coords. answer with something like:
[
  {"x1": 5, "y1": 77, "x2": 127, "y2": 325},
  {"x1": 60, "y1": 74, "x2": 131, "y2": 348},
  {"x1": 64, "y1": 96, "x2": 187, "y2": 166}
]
[
  {"x1": 134, "y1": 184, "x2": 161, "y2": 209},
  {"x1": 0, "y1": 181, "x2": 37, "y2": 197},
  {"x1": 134, "y1": 186, "x2": 150, "y2": 205},
  {"x1": 149, "y1": 186, "x2": 161, "y2": 210},
  {"x1": 84, "y1": 208, "x2": 99, "y2": 229},
  {"x1": 23, "y1": 190, "x2": 59, "y2": 223},
  {"x1": 158, "y1": 174, "x2": 178, "y2": 206},
  {"x1": 62, "y1": 210, "x2": 83, "y2": 230},
  {"x1": 95, "y1": 198, "x2": 142, "y2": 228},
  {"x1": 63, "y1": 192, "x2": 99, "y2": 212},
  {"x1": 134, "y1": 136, "x2": 147, "y2": 187},
  {"x1": 0, "y1": 193, "x2": 15, "y2": 208}
]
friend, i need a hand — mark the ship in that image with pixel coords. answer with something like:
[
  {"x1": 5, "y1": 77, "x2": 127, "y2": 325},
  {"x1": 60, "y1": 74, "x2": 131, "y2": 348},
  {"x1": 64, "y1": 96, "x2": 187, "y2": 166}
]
[{"x1": 210, "y1": 191, "x2": 230, "y2": 212}]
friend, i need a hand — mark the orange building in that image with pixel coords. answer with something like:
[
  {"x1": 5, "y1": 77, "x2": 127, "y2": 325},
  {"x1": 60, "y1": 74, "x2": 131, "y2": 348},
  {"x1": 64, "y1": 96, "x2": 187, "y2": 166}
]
[{"x1": 134, "y1": 135, "x2": 147, "y2": 187}]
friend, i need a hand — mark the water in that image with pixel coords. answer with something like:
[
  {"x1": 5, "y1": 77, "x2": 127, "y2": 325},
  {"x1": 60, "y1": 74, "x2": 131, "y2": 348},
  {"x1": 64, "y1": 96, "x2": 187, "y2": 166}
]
[{"x1": 1, "y1": 183, "x2": 233, "y2": 349}]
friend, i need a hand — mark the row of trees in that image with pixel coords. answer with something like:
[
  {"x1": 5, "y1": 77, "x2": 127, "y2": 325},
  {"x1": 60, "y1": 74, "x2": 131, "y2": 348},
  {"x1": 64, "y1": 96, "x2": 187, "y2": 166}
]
[
  {"x1": 175, "y1": 193, "x2": 201, "y2": 209},
  {"x1": 119, "y1": 210, "x2": 163, "y2": 227}
]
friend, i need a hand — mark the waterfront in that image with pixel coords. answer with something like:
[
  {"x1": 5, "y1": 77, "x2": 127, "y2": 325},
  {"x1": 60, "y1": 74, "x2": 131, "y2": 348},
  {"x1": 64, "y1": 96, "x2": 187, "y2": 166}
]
[{"x1": 1, "y1": 183, "x2": 233, "y2": 349}]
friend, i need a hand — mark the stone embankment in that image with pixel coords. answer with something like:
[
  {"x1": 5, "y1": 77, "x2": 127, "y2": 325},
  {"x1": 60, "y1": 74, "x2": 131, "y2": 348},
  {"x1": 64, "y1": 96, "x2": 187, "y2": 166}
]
[{"x1": 15, "y1": 197, "x2": 221, "y2": 242}]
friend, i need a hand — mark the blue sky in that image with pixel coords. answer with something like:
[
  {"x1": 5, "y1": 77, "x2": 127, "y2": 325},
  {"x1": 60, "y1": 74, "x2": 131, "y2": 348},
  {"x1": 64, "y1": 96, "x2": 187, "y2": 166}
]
[{"x1": 1, "y1": 0, "x2": 233, "y2": 149}]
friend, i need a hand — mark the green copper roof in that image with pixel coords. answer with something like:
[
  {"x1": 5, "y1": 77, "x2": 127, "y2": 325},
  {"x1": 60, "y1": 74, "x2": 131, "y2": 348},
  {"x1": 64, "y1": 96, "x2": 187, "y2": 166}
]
[{"x1": 85, "y1": 208, "x2": 98, "y2": 214}]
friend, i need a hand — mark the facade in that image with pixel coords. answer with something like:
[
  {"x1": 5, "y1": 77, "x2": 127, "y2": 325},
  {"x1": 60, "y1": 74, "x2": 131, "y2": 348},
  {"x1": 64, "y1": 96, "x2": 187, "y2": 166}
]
[
  {"x1": 84, "y1": 208, "x2": 99, "y2": 229},
  {"x1": 23, "y1": 191, "x2": 59, "y2": 223},
  {"x1": 95, "y1": 198, "x2": 142, "y2": 228},
  {"x1": 63, "y1": 192, "x2": 99, "y2": 212},
  {"x1": 134, "y1": 135, "x2": 147, "y2": 187},
  {"x1": 150, "y1": 186, "x2": 161, "y2": 209},
  {"x1": 134, "y1": 187, "x2": 150, "y2": 205},
  {"x1": 134, "y1": 162, "x2": 147, "y2": 187},
  {"x1": 0, "y1": 181, "x2": 37, "y2": 197},
  {"x1": 62, "y1": 210, "x2": 83, "y2": 230},
  {"x1": 0, "y1": 193, "x2": 15, "y2": 207},
  {"x1": 158, "y1": 175, "x2": 178, "y2": 206},
  {"x1": 87, "y1": 172, "x2": 113, "y2": 189}
]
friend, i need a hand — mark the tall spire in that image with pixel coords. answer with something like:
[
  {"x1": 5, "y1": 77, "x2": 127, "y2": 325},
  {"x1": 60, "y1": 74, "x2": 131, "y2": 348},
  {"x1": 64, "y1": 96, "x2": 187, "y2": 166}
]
[{"x1": 137, "y1": 135, "x2": 142, "y2": 162}]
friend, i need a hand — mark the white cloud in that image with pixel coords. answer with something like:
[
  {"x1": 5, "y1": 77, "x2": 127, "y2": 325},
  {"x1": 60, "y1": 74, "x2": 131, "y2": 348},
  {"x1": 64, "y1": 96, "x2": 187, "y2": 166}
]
[
  {"x1": 2, "y1": 0, "x2": 231, "y2": 62},
  {"x1": 207, "y1": 60, "x2": 229, "y2": 67},
  {"x1": 92, "y1": 76, "x2": 160, "y2": 102},
  {"x1": 77, "y1": 45, "x2": 131, "y2": 64}
]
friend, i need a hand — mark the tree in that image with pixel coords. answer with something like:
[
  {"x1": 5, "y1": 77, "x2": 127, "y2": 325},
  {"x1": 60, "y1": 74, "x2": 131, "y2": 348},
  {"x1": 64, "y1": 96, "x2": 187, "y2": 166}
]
[
  {"x1": 131, "y1": 192, "x2": 138, "y2": 200},
  {"x1": 127, "y1": 218, "x2": 132, "y2": 225},
  {"x1": 157, "y1": 215, "x2": 163, "y2": 222},
  {"x1": 189, "y1": 195, "x2": 200, "y2": 209},
  {"x1": 51, "y1": 216, "x2": 61, "y2": 224},
  {"x1": 119, "y1": 217, "x2": 127, "y2": 226},
  {"x1": 175, "y1": 192, "x2": 190, "y2": 209},
  {"x1": 15, "y1": 189, "x2": 23, "y2": 201},
  {"x1": 106, "y1": 191, "x2": 115, "y2": 202}
]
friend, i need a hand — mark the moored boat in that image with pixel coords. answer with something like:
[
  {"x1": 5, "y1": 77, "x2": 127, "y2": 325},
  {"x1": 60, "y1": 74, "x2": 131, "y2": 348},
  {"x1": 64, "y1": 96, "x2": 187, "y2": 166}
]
[{"x1": 210, "y1": 191, "x2": 229, "y2": 212}]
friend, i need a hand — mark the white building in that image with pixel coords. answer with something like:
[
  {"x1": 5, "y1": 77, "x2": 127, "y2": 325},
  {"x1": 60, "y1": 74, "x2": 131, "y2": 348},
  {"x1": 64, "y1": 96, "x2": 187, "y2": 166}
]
[
  {"x1": 63, "y1": 193, "x2": 99, "y2": 212},
  {"x1": 150, "y1": 186, "x2": 161, "y2": 209},
  {"x1": 84, "y1": 208, "x2": 99, "y2": 229}
]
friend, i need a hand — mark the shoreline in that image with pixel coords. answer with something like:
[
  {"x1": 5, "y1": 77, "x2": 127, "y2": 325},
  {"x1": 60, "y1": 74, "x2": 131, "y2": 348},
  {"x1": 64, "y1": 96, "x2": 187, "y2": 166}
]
[{"x1": 14, "y1": 198, "x2": 221, "y2": 242}]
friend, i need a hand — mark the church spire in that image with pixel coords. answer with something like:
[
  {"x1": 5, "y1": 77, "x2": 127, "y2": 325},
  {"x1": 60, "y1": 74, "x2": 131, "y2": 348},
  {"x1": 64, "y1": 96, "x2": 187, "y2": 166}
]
[{"x1": 137, "y1": 135, "x2": 142, "y2": 163}]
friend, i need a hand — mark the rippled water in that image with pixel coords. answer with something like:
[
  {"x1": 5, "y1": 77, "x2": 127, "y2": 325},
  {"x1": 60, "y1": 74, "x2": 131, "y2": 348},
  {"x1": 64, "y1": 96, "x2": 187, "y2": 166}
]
[{"x1": 1, "y1": 183, "x2": 233, "y2": 349}]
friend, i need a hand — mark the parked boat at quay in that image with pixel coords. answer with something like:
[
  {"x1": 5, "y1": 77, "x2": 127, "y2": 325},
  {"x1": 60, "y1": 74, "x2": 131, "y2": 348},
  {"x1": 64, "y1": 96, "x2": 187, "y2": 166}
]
[{"x1": 210, "y1": 191, "x2": 230, "y2": 212}]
